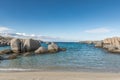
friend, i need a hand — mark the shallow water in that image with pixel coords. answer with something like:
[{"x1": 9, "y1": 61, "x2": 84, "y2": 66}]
[{"x1": 0, "y1": 42, "x2": 120, "y2": 72}]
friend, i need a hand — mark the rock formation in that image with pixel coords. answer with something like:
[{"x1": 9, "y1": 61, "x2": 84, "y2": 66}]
[
  {"x1": 94, "y1": 37, "x2": 120, "y2": 53},
  {"x1": 48, "y1": 42, "x2": 59, "y2": 53},
  {"x1": 94, "y1": 41, "x2": 103, "y2": 48},
  {"x1": 0, "y1": 38, "x2": 66, "y2": 60},
  {"x1": 0, "y1": 36, "x2": 12, "y2": 46},
  {"x1": 11, "y1": 38, "x2": 21, "y2": 53},
  {"x1": 11, "y1": 38, "x2": 40, "y2": 53},
  {"x1": 35, "y1": 46, "x2": 48, "y2": 54}
]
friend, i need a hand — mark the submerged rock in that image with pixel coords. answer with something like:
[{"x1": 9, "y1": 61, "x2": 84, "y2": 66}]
[
  {"x1": 7, "y1": 54, "x2": 18, "y2": 59},
  {"x1": 59, "y1": 48, "x2": 67, "y2": 51},
  {"x1": 0, "y1": 56, "x2": 5, "y2": 60},
  {"x1": 23, "y1": 52, "x2": 32, "y2": 56},
  {"x1": 0, "y1": 49, "x2": 12, "y2": 55}
]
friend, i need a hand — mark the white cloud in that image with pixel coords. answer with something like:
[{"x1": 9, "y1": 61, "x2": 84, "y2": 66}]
[
  {"x1": 16, "y1": 33, "x2": 26, "y2": 36},
  {"x1": 0, "y1": 26, "x2": 13, "y2": 32},
  {"x1": 85, "y1": 28, "x2": 111, "y2": 33},
  {"x1": 15, "y1": 33, "x2": 63, "y2": 41}
]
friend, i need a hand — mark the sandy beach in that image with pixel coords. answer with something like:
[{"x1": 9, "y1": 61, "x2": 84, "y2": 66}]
[{"x1": 0, "y1": 72, "x2": 120, "y2": 80}]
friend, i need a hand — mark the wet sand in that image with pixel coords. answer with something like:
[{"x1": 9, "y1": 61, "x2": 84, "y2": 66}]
[{"x1": 0, "y1": 71, "x2": 120, "y2": 80}]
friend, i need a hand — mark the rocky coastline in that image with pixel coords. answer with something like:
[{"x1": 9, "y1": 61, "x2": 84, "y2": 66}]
[
  {"x1": 80, "y1": 37, "x2": 120, "y2": 54},
  {"x1": 0, "y1": 36, "x2": 66, "y2": 60}
]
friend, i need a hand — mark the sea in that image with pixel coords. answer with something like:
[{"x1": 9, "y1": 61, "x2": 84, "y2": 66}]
[{"x1": 0, "y1": 42, "x2": 120, "y2": 72}]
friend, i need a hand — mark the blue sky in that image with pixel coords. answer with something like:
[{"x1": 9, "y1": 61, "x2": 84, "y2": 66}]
[{"x1": 0, "y1": 0, "x2": 120, "y2": 41}]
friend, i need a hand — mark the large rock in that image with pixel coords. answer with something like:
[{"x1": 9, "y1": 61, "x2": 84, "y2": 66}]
[
  {"x1": 0, "y1": 36, "x2": 12, "y2": 47},
  {"x1": 35, "y1": 47, "x2": 48, "y2": 54},
  {"x1": 95, "y1": 37, "x2": 120, "y2": 53},
  {"x1": 48, "y1": 42, "x2": 59, "y2": 53},
  {"x1": 10, "y1": 38, "x2": 40, "y2": 53},
  {"x1": 108, "y1": 46, "x2": 120, "y2": 53},
  {"x1": 23, "y1": 39, "x2": 40, "y2": 52},
  {"x1": 95, "y1": 41, "x2": 103, "y2": 48},
  {"x1": 10, "y1": 38, "x2": 21, "y2": 53},
  {"x1": 103, "y1": 37, "x2": 120, "y2": 47}
]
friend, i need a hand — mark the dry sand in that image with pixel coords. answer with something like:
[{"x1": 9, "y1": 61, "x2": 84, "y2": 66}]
[{"x1": 0, "y1": 71, "x2": 120, "y2": 80}]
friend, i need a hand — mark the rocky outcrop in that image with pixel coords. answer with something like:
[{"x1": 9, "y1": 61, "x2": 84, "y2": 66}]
[
  {"x1": 0, "y1": 38, "x2": 66, "y2": 60},
  {"x1": 48, "y1": 42, "x2": 59, "y2": 53},
  {"x1": 10, "y1": 38, "x2": 40, "y2": 53},
  {"x1": 11, "y1": 38, "x2": 21, "y2": 53},
  {"x1": 103, "y1": 37, "x2": 120, "y2": 47},
  {"x1": 79, "y1": 41, "x2": 93, "y2": 44},
  {"x1": 94, "y1": 37, "x2": 120, "y2": 53},
  {"x1": 35, "y1": 47, "x2": 48, "y2": 54},
  {"x1": 0, "y1": 36, "x2": 12, "y2": 46},
  {"x1": 23, "y1": 39, "x2": 40, "y2": 52},
  {"x1": 94, "y1": 41, "x2": 103, "y2": 48},
  {"x1": 48, "y1": 42, "x2": 66, "y2": 53}
]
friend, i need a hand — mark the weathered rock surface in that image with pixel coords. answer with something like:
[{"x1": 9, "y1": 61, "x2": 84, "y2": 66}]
[
  {"x1": 10, "y1": 38, "x2": 40, "y2": 53},
  {"x1": 7, "y1": 54, "x2": 18, "y2": 59},
  {"x1": 94, "y1": 37, "x2": 120, "y2": 53},
  {"x1": 47, "y1": 42, "x2": 66, "y2": 53},
  {"x1": 11, "y1": 38, "x2": 21, "y2": 53},
  {"x1": 23, "y1": 39, "x2": 40, "y2": 52},
  {"x1": 0, "y1": 36, "x2": 12, "y2": 46},
  {"x1": 95, "y1": 41, "x2": 103, "y2": 48},
  {"x1": 0, "y1": 49, "x2": 12, "y2": 55},
  {"x1": 48, "y1": 42, "x2": 59, "y2": 53},
  {"x1": 0, "y1": 38, "x2": 67, "y2": 60},
  {"x1": 59, "y1": 48, "x2": 67, "y2": 51},
  {"x1": 35, "y1": 47, "x2": 48, "y2": 54}
]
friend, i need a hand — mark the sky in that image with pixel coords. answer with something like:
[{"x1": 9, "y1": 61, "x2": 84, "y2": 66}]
[{"x1": 0, "y1": 0, "x2": 120, "y2": 41}]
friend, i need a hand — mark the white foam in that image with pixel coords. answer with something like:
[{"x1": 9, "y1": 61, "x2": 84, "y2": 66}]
[{"x1": 0, "y1": 68, "x2": 33, "y2": 71}]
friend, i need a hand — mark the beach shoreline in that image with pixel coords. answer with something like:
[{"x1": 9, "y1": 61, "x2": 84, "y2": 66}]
[{"x1": 0, "y1": 71, "x2": 120, "y2": 80}]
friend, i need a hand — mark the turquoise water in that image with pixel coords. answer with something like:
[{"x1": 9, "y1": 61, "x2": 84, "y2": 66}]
[{"x1": 0, "y1": 42, "x2": 120, "y2": 72}]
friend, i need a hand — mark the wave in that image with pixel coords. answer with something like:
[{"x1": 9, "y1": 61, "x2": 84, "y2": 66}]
[{"x1": 0, "y1": 68, "x2": 36, "y2": 72}]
